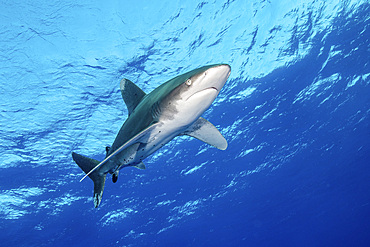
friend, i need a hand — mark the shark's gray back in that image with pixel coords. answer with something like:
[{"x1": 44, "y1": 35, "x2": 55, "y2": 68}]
[{"x1": 109, "y1": 64, "x2": 222, "y2": 155}]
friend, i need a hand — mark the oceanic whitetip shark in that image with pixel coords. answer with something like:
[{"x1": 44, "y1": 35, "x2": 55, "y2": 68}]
[{"x1": 72, "y1": 64, "x2": 231, "y2": 207}]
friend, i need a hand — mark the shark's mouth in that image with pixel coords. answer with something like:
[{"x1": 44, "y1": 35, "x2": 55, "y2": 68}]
[{"x1": 185, "y1": 87, "x2": 218, "y2": 102}]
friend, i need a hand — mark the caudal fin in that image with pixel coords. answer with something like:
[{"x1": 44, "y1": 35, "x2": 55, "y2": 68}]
[{"x1": 72, "y1": 152, "x2": 106, "y2": 208}]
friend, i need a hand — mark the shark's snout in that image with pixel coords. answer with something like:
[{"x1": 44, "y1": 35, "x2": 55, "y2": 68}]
[{"x1": 203, "y1": 64, "x2": 231, "y2": 91}]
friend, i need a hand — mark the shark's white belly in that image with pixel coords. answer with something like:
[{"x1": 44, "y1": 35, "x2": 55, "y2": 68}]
[{"x1": 127, "y1": 121, "x2": 185, "y2": 167}]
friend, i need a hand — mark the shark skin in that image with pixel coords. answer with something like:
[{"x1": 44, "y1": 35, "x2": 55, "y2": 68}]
[{"x1": 72, "y1": 64, "x2": 231, "y2": 207}]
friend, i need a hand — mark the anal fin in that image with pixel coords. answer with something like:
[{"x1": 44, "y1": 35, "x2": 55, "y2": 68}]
[
  {"x1": 79, "y1": 123, "x2": 160, "y2": 182},
  {"x1": 112, "y1": 171, "x2": 118, "y2": 183}
]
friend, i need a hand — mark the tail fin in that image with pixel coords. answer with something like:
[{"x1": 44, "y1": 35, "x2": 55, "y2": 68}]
[{"x1": 72, "y1": 152, "x2": 107, "y2": 208}]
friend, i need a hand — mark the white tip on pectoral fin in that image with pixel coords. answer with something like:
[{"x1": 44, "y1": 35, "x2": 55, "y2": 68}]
[{"x1": 181, "y1": 117, "x2": 228, "y2": 150}]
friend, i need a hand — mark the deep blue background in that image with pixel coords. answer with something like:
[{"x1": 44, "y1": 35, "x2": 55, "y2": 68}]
[{"x1": 0, "y1": 1, "x2": 369, "y2": 246}]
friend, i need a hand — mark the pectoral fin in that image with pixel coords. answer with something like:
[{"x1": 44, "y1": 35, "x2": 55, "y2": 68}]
[{"x1": 181, "y1": 117, "x2": 228, "y2": 150}]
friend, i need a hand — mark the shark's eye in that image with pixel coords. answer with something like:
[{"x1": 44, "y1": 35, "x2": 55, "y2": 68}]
[{"x1": 185, "y1": 79, "x2": 192, "y2": 86}]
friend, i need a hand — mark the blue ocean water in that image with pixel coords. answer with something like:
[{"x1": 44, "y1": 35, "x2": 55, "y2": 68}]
[{"x1": 0, "y1": 0, "x2": 369, "y2": 246}]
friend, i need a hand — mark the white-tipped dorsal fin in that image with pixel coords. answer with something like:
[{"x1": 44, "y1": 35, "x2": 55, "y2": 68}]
[
  {"x1": 181, "y1": 117, "x2": 228, "y2": 150},
  {"x1": 80, "y1": 123, "x2": 159, "y2": 182},
  {"x1": 120, "y1": 78, "x2": 146, "y2": 115}
]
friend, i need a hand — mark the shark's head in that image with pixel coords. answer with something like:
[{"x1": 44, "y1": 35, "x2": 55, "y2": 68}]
[{"x1": 158, "y1": 64, "x2": 231, "y2": 127}]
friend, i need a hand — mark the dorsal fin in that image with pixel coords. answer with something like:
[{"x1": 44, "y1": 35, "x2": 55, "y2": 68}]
[{"x1": 120, "y1": 78, "x2": 146, "y2": 115}]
